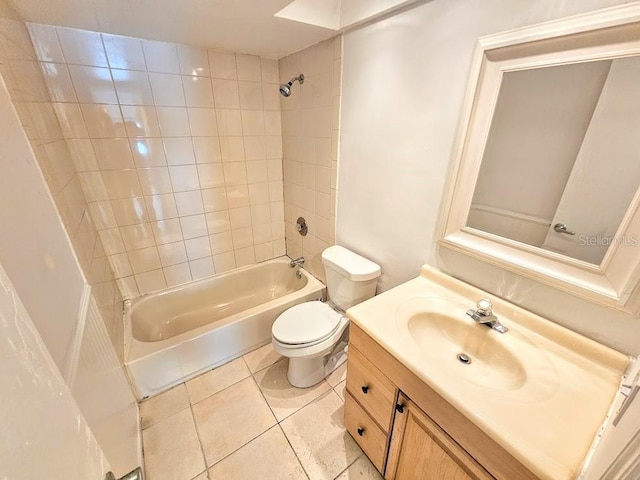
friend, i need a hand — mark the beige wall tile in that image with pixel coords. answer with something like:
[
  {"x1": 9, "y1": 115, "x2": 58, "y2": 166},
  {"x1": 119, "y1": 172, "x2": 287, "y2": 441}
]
[
  {"x1": 163, "y1": 262, "x2": 192, "y2": 287},
  {"x1": 93, "y1": 138, "x2": 134, "y2": 170},
  {"x1": 102, "y1": 169, "x2": 142, "y2": 199},
  {"x1": 212, "y1": 251, "x2": 236, "y2": 272},
  {"x1": 130, "y1": 138, "x2": 167, "y2": 168},
  {"x1": 111, "y1": 197, "x2": 148, "y2": 225},
  {"x1": 56, "y1": 27, "x2": 108, "y2": 67},
  {"x1": 120, "y1": 223, "x2": 155, "y2": 250},
  {"x1": 152, "y1": 219, "x2": 183, "y2": 245},
  {"x1": 145, "y1": 194, "x2": 178, "y2": 221},
  {"x1": 235, "y1": 246, "x2": 255, "y2": 267},
  {"x1": 280, "y1": 37, "x2": 340, "y2": 273},
  {"x1": 142, "y1": 40, "x2": 180, "y2": 74},
  {"x1": 189, "y1": 256, "x2": 215, "y2": 280},
  {"x1": 212, "y1": 78, "x2": 240, "y2": 108},
  {"x1": 149, "y1": 72, "x2": 185, "y2": 106},
  {"x1": 128, "y1": 246, "x2": 161, "y2": 274},
  {"x1": 121, "y1": 105, "x2": 161, "y2": 137},
  {"x1": 209, "y1": 231, "x2": 233, "y2": 254},
  {"x1": 28, "y1": 23, "x2": 64, "y2": 63},
  {"x1": 193, "y1": 137, "x2": 222, "y2": 163},
  {"x1": 68, "y1": 65, "x2": 117, "y2": 103},
  {"x1": 158, "y1": 241, "x2": 188, "y2": 266},
  {"x1": 208, "y1": 50, "x2": 237, "y2": 80},
  {"x1": 41, "y1": 63, "x2": 77, "y2": 102},
  {"x1": 53, "y1": 103, "x2": 87, "y2": 138},
  {"x1": 185, "y1": 236, "x2": 211, "y2": 260},
  {"x1": 188, "y1": 107, "x2": 217, "y2": 136},
  {"x1": 182, "y1": 76, "x2": 214, "y2": 108},
  {"x1": 80, "y1": 104, "x2": 123, "y2": 138},
  {"x1": 238, "y1": 81, "x2": 263, "y2": 110},
  {"x1": 180, "y1": 213, "x2": 207, "y2": 238},
  {"x1": 102, "y1": 34, "x2": 146, "y2": 71},
  {"x1": 112, "y1": 69, "x2": 154, "y2": 105},
  {"x1": 177, "y1": 45, "x2": 210, "y2": 77},
  {"x1": 135, "y1": 268, "x2": 166, "y2": 294},
  {"x1": 30, "y1": 25, "x2": 285, "y2": 301},
  {"x1": 261, "y1": 58, "x2": 279, "y2": 84},
  {"x1": 163, "y1": 137, "x2": 196, "y2": 165},
  {"x1": 236, "y1": 54, "x2": 261, "y2": 82}
]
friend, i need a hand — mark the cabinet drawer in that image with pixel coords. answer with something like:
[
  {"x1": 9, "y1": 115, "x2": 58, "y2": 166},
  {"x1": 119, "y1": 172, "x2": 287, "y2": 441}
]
[
  {"x1": 344, "y1": 392, "x2": 387, "y2": 473},
  {"x1": 346, "y1": 345, "x2": 396, "y2": 432}
]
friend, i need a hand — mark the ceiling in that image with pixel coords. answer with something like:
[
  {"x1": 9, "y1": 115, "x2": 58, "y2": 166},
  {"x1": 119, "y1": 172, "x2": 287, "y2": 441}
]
[{"x1": 6, "y1": 0, "x2": 339, "y2": 59}]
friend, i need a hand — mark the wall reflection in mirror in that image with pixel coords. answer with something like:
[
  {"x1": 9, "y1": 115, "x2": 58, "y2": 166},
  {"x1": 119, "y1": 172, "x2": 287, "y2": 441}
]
[{"x1": 467, "y1": 56, "x2": 640, "y2": 265}]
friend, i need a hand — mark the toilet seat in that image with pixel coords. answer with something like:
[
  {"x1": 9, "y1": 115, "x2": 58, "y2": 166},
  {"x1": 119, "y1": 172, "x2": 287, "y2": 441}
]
[{"x1": 272, "y1": 301, "x2": 343, "y2": 347}]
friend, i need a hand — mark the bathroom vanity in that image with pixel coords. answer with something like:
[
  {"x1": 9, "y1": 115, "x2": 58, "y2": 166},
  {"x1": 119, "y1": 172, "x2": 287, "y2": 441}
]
[{"x1": 343, "y1": 266, "x2": 630, "y2": 480}]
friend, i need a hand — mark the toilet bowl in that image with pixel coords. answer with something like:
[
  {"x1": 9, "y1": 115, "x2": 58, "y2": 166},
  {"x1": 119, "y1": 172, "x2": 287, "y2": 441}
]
[{"x1": 271, "y1": 246, "x2": 381, "y2": 388}]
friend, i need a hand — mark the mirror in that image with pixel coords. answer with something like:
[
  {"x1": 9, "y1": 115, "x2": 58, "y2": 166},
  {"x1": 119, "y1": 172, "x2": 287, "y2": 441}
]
[
  {"x1": 439, "y1": 3, "x2": 640, "y2": 312},
  {"x1": 468, "y1": 57, "x2": 640, "y2": 265}
]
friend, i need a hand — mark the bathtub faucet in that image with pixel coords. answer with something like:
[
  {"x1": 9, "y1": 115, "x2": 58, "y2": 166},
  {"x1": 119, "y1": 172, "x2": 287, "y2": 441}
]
[{"x1": 289, "y1": 256, "x2": 305, "y2": 268}]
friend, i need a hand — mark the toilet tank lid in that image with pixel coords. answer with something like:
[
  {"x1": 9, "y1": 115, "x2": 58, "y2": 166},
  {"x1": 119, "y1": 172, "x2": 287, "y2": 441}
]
[{"x1": 321, "y1": 245, "x2": 381, "y2": 281}]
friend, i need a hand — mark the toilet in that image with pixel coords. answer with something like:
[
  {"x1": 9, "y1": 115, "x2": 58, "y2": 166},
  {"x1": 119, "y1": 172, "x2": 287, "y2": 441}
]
[{"x1": 272, "y1": 245, "x2": 381, "y2": 388}]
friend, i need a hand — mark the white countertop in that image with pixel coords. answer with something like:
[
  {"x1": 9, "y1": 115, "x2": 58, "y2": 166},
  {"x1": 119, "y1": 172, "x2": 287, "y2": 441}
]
[{"x1": 346, "y1": 265, "x2": 630, "y2": 480}]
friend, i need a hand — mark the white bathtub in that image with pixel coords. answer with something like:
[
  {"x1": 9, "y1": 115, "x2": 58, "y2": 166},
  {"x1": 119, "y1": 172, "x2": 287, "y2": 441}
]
[{"x1": 125, "y1": 257, "x2": 325, "y2": 399}]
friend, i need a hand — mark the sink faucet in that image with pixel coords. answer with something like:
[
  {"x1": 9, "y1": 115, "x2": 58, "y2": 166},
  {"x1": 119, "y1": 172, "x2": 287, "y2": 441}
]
[
  {"x1": 289, "y1": 256, "x2": 305, "y2": 268},
  {"x1": 466, "y1": 299, "x2": 508, "y2": 333}
]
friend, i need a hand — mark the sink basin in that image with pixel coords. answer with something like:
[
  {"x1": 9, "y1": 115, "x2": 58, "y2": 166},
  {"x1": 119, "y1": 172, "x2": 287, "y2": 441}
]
[{"x1": 396, "y1": 297, "x2": 558, "y2": 399}]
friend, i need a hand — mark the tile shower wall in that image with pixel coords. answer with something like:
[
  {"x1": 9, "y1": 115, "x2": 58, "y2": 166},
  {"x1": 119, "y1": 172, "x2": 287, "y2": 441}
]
[
  {"x1": 0, "y1": 18, "x2": 124, "y2": 356},
  {"x1": 280, "y1": 36, "x2": 341, "y2": 281},
  {"x1": 26, "y1": 24, "x2": 286, "y2": 298}
]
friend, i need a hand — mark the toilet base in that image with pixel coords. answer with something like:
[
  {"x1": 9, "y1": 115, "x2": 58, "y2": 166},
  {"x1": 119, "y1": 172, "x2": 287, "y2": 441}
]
[{"x1": 286, "y1": 340, "x2": 348, "y2": 388}]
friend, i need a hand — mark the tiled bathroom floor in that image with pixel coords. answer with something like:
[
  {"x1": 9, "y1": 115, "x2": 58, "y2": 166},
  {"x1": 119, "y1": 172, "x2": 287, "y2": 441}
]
[{"x1": 139, "y1": 343, "x2": 383, "y2": 480}]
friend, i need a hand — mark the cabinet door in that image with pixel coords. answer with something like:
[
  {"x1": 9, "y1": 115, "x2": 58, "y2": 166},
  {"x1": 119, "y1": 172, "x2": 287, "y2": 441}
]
[{"x1": 385, "y1": 394, "x2": 494, "y2": 480}]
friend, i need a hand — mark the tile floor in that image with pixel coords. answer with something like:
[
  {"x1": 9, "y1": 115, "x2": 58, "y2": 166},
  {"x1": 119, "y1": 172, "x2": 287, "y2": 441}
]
[{"x1": 139, "y1": 343, "x2": 384, "y2": 480}]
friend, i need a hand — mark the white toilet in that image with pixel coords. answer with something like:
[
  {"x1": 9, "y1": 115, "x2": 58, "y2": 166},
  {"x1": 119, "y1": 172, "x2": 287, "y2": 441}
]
[{"x1": 272, "y1": 245, "x2": 381, "y2": 388}]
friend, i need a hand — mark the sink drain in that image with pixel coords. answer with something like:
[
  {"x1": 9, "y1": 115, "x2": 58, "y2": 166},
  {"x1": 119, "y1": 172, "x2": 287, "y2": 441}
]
[{"x1": 457, "y1": 353, "x2": 471, "y2": 365}]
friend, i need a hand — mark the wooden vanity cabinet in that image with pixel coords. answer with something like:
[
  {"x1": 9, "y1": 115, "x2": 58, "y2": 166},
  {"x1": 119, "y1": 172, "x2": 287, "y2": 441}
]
[
  {"x1": 344, "y1": 324, "x2": 538, "y2": 480},
  {"x1": 385, "y1": 393, "x2": 493, "y2": 480}
]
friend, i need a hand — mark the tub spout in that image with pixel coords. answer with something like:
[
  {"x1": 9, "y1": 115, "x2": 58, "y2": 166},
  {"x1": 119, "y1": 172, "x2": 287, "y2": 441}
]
[{"x1": 290, "y1": 256, "x2": 305, "y2": 268}]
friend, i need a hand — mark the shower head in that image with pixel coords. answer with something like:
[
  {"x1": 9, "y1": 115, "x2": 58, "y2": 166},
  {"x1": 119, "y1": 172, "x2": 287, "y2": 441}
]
[{"x1": 279, "y1": 74, "x2": 304, "y2": 97}]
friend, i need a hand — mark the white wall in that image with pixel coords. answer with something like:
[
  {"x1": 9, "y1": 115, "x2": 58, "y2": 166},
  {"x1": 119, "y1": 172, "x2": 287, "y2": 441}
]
[
  {"x1": 0, "y1": 260, "x2": 109, "y2": 480},
  {"x1": 0, "y1": 71, "x2": 139, "y2": 475},
  {"x1": 0, "y1": 73, "x2": 85, "y2": 372},
  {"x1": 338, "y1": 0, "x2": 640, "y2": 355}
]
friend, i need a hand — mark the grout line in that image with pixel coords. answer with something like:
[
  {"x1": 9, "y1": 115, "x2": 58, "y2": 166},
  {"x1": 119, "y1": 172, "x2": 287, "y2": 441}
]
[
  {"x1": 186, "y1": 363, "x2": 252, "y2": 406},
  {"x1": 188, "y1": 401, "x2": 210, "y2": 478},
  {"x1": 332, "y1": 452, "x2": 365, "y2": 480},
  {"x1": 141, "y1": 342, "x2": 355, "y2": 479},
  {"x1": 250, "y1": 366, "x2": 280, "y2": 423},
  {"x1": 277, "y1": 423, "x2": 311, "y2": 480}
]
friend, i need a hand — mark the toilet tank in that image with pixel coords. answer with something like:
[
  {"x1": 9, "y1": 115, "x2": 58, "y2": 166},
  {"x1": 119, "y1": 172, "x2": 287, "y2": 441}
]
[{"x1": 321, "y1": 246, "x2": 381, "y2": 310}]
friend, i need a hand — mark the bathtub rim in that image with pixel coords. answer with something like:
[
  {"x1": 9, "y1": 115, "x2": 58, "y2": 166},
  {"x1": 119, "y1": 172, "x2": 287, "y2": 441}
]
[{"x1": 124, "y1": 256, "x2": 325, "y2": 363}]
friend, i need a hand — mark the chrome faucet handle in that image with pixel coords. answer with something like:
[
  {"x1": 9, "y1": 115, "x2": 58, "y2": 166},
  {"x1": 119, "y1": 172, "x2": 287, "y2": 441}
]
[{"x1": 476, "y1": 298, "x2": 493, "y2": 316}]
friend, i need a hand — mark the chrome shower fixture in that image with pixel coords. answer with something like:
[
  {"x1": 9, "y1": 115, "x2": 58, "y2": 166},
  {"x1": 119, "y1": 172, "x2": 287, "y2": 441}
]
[{"x1": 279, "y1": 74, "x2": 304, "y2": 97}]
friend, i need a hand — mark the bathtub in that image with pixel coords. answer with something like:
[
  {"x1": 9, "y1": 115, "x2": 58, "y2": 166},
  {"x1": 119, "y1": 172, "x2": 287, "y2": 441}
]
[{"x1": 125, "y1": 257, "x2": 325, "y2": 399}]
